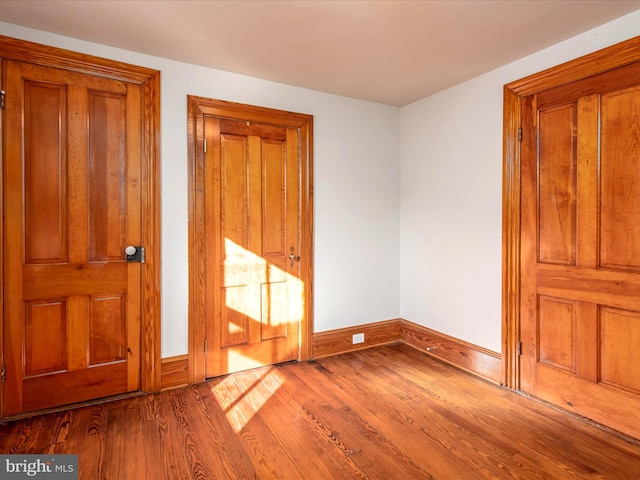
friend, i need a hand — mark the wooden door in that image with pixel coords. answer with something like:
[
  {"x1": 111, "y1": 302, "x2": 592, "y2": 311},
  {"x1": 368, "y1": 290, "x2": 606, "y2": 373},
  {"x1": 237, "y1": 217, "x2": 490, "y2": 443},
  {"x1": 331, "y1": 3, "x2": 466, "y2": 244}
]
[
  {"x1": 202, "y1": 116, "x2": 302, "y2": 377},
  {"x1": 519, "y1": 59, "x2": 640, "y2": 438},
  {"x1": 2, "y1": 59, "x2": 142, "y2": 416}
]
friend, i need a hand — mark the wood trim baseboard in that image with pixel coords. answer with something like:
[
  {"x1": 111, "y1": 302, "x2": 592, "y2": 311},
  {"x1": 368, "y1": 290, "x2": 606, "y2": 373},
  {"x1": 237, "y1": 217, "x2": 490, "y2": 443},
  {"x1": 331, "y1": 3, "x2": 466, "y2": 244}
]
[
  {"x1": 312, "y1": 319, "x2": 501, "y2": 385},
  {"x1": 400, "y1": 320, "x2": 502, "y2": 384},
  {"x1": 312, "y1": 319, "x2": 402, "y2": 359},
  {"x1": 169, "y1": 320, "x2": 501, "y2": 388},
  {"x1": 160, "y1": 355, "x2": 189, "y2": 390}
]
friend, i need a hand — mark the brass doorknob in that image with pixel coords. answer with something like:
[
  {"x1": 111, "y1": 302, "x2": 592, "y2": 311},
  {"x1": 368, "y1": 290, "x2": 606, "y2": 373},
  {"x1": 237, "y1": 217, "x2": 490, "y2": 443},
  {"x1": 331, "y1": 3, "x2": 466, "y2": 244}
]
[{"x1": 289, "y1": 247, "x2": 299, "y2": 267}]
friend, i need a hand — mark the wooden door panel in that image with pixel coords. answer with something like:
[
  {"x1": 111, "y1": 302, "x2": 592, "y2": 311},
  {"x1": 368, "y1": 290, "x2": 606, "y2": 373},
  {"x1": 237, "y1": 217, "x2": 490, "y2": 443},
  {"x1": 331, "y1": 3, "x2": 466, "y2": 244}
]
[
  {"x1": 538, "y1": 104, "x2": 577, "y2": 266},
  {"x1": 600, "y1": 307, "x2": 640, "y2": 394},
  {"x1": 262, "y1": 139, "x2": 286, "y2": 255},
  {"x1": 600, "y1": 85, "x2": 640, "y2": 271},
  {"x1": 23, "y1": 80, "x2": 67, "y2": 264},
  {"x1": 22, "y1": 363, "x2": 127, "y2": 413},
  {"x1": 89, "y1": 90, "x2": 127, "y2": 261},
  {"x1": 521, "y1": 62, "x2": 640, "y2": 438},
  {"x1": 67, "y1": 296, "x2": 88, "y2": 371},
  {"x1": 538, "y1": 296, "x2": 576, "y2": 373},
  {"x1": 188, "y1": 97, "x2": 312, "y2": 382},
  {"x1": 222, "y1": 286, "x2": 254, "y2": 347},
  {"x1": 537, "y1": 265, "x2": 640, "y2": 310},
  {"x1": 3, "y1": 59, "x2": 141, "y2": 416},
  {"x1": 533, "y1": 363, "x2": 640, "y2": 431},
  {"x1": 221, "y1": 134, "x2": 249, "y2": 250},
  {"x1": 261, "y1": 281, "x2": 289, "y2": 340},
  {"x1": 204, "y1": 115, "x2": 300, "y2": 377},
  {"x1": 22, "y1": 263, "x2": 126, "y2": 299},
  {"x1": 89, "y1": 294, "x2": 126, "y2": 365},
  {"x1": 24, "y1": 300, "x2": 67, "y2": 376}
]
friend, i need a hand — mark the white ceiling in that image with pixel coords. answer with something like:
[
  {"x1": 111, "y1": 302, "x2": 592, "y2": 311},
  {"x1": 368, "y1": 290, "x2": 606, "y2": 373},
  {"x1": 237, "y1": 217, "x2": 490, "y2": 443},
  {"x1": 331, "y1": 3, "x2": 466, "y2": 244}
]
[{"x1": 1, "y1": 0, "x2": 639, "y2": 106}]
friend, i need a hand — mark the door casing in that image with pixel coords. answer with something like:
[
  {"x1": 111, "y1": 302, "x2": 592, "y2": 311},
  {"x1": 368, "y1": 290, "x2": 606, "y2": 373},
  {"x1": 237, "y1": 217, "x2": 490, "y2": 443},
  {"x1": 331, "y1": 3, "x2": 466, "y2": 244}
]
[
  {"x1": 502, "y1": 35, "x2": 640, "y2": 389},
  {"x1": 0, "y1": 35, "x2": 161, "y2": 416},
  {"x1": 187, "y1": 96, "x2": 314, "y2": 383}
]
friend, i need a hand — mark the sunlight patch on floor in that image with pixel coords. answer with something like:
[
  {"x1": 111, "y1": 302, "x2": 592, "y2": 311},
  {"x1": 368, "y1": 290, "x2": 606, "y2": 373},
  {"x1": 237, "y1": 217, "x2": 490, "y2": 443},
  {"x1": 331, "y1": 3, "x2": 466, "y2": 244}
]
[{"x1": 211, "y1": 366, "x2": 286, "y2": 432}]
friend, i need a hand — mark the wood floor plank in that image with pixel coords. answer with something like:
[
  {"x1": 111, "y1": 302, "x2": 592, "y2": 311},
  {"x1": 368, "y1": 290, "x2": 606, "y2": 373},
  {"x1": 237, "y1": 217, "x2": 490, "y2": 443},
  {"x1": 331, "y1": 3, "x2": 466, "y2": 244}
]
[
  {"x1": 101, "y1": 401, "x2": 140, "y2": 479},
  {"x1": 391, "y1": 347, "x2": 640, "y2": 477},
  {"x1": 313, "y1": 355, "x2": 515, "y2": 479},
  {"x1": 2, "y1": 415, "x2": 57, "y2": 454},
  {"x1": 154, "y1": 389, "x2": 202, "y2": 480},
  {"x1": 197, "y1": 380, "x2": 307, "y2": 479},
  {"x1": 61, "y1": 407, "x2": 105, "y2": 480},
  {"x1": 1, "y1": 344, "x2": 640, "y2": 479},
  {"x1": 387, "y1": 348, "x2": 640, "y2": 479},
  {"x1": 277, "y1": 362, "x2": 436, "y2": 480},
  {"x1": 178, "y1": 384, "x2": 256, "y2": 479},
  {"x1": 397, "y1": 359, "x2": 640, "y2": 480},
  {"x1": 227, "y1": 366, "x2": 365, "y2": 479}
]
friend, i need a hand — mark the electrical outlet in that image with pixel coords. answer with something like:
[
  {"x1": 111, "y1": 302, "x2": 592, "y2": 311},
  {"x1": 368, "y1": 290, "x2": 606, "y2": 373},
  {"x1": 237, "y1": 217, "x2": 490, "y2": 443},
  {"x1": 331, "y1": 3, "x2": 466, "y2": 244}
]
[{"x1": 352, "y1": 333, "x2": 365, "y2": 344}]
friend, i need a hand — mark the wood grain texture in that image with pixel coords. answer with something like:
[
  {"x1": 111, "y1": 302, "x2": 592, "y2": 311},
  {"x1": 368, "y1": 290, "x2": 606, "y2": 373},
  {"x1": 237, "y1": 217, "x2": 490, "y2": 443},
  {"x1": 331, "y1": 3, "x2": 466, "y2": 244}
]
[
  {"x1": 1, "y1": 345, "x2": 639, "y2": 479},
  {"x1": 312, "y1": 319, "x2": 501, "y2": 384},
  {"x1": 186, "y1": 98, "x2": 207, "y2": 385},
  {"x1": 0, "y1": 58, "x2": 4, "y2": 420},
  {"x1": 516, "y1": 46, "x2": 640, "y2": 440},
  {"x1": 600, "y1": 85, "x2": 640, "y2": 270},
  {"x1": 503, "y1": 35, "x2": 640, "y2": 402},
  {"x1": 0, "y1": 34, "x2": 157, "y2": 84},
  {"x1": 537, "y1": 104, "x2": 577, "y2": 265},
  {"x1": 3, "y1": 60, "x2": 141, "y2": 415},
  {"x1": 400, "y1": 320, "x2": 502, "y2": 384},
  {"x1": 187, "y1": 97, "x2": 314, "y2": 383},
  {"x1": 0, "y1": 36, "x2": 162, "y2": 413},
  {"x1": 506, "y1": 36, "x2": 640, "y2": 96},
  {"x1": 161, "y1": 355, "x2": 190, "y2": 391},
  {"x1": 139, "y1": 69, "x2": 162, "y2": 393},
  {"x1": 312, "y1": 319, "x2": 401, "y2": 358},
  {"x1": 501, "y1": 86, "x2": 522, "y2": 390}
]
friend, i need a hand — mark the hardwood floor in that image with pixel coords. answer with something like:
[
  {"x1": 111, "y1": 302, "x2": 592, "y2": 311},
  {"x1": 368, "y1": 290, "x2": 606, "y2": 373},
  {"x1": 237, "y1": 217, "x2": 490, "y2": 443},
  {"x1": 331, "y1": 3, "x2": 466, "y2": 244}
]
[{"x1": 1, "y1": 344, "x2": 640, "y2": 479}]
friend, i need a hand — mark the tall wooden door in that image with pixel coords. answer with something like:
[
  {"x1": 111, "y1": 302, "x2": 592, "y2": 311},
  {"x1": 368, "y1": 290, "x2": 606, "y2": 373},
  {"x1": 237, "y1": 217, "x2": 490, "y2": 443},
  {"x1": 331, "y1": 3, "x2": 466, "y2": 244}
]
[
  {"x1": 2, "y1": 59, "x2": 142, "y2": 416},
  {"x1": 202, "y1": 115, "x2": 302, "y2": 377},
  {"x1": 519, "y1": 60, "x2": 640, "y2": 438}
]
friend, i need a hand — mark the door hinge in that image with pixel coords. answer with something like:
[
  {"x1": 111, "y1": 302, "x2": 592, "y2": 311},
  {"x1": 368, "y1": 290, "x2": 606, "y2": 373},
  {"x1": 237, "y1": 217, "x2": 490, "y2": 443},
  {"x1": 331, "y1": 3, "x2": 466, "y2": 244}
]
[
  {"x1": 204, "y1": 338, "x2": 208, "y2": 354},
  {"x1": 518, "y1": 127, "x2": 522, "y2": 141},
  {"x1": 1, "y1": 364, "x2": 5, "y2": 383},
  {"x1": 1, "y1": 90, "x2": 5, "y2": 110},
  {"x1": 517, "y1": 341, "x2": 522, "y2": 356},
  {"x1": 203, "y1": 138, "x2": 207, "y2": 153}
]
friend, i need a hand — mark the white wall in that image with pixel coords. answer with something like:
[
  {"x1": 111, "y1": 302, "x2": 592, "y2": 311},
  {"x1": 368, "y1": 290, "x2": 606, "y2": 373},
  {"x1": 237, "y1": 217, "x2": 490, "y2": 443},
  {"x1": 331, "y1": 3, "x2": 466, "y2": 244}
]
[
  {"x1": 400, "y1": 10, "x2": 640, "y2": 353},
  {"x1": 0, "y1": 21, "x2": 401, "y2": 358},
  {"x1": 4, "y1": 9, "x2": 639, "y2": 360}
]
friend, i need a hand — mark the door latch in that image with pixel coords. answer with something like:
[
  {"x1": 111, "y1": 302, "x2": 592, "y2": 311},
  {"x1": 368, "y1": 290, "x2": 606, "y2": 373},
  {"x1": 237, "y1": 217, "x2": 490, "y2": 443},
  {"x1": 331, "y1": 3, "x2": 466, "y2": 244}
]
[
  {"x1": 288, "y1": 246, "x2": 299, "y2": 267},
  {"x1": 125, "y1": 245, "x2": 145, "y2": 263}
]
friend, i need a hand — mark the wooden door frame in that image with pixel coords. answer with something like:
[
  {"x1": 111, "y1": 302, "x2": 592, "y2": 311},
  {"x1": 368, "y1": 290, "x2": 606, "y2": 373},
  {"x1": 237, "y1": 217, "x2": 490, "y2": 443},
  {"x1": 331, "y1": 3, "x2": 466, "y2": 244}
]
[
  {"x1": 187, "y1": 96, "x2": 314, "y2": 384},
  {"x1": 502, "y1": 35, "x2": 640, "y2": 389},
  {"x1": 0, "y1": 35, "x2": 162, "y2": 408}
]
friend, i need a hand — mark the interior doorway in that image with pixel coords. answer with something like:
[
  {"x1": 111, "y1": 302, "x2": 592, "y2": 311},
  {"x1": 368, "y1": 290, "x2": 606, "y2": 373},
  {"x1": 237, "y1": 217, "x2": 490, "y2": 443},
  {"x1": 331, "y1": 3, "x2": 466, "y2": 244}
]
[
  {"x1": 187, "y1": 96, "x2": 313, "y2": 382},
  {"x1": 502, "y1": 36, "x2": 640, "y2": 439}
]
